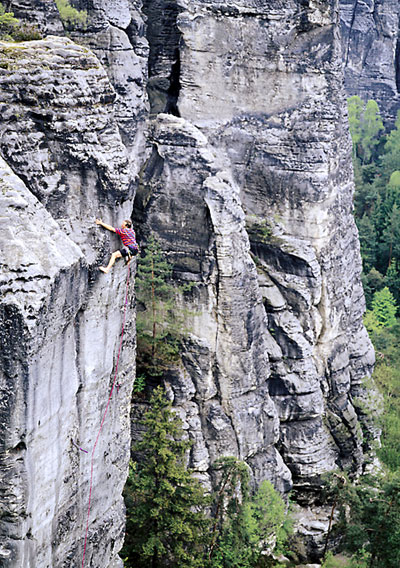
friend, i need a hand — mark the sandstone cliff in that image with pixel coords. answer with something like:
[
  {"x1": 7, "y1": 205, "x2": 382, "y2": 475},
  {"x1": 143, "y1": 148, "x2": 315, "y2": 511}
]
[
  {"x1": 340, "y1": 0, "x2": 400, "y2": 125},
  {"x1": 0, "y1": 0, "x2": 377, "y2": 566},
  {"x1": 0, "y1": 36, "x2": 138, "y2": 567},
  {"x1": 134, "y1": 0, "x2": 375, "y2": 492}
]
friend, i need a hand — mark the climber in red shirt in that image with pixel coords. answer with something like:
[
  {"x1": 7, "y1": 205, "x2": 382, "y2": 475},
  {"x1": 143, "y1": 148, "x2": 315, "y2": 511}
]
[{"x1": 96, "y1": 218, "x2": 139, "y2": 273}]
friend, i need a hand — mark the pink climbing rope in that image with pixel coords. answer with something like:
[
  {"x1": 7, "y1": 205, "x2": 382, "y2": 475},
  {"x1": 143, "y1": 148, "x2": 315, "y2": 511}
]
[{"x1": 82, "y1": 264, "x2": 131, "y2": 567}]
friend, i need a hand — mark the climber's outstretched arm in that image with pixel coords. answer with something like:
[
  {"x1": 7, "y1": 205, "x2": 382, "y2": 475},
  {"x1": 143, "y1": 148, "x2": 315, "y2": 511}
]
[{"x1": 96, "y1": 219, "x2": 116, "y2": 233}]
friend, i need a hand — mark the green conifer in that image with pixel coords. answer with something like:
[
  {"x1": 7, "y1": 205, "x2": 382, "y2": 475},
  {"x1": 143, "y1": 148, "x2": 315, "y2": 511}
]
[
  {"x1": 385, "y1": 261, "x2": 400, "y2": 306},
  {"x1": 348, "y1": 95, "x2": 364, "y2": 157},
  {"x1": 381, "y1": 110, "x2": 400, "y2": 179},
  {"x1": 343, "y1": 473, "x2": 400, "y2": 568},
  {"x1": 360, "y1": 100, "x2": 384, "y2": 164},
  {"x1": 208, "y1": 457, "x2": 289, "y2": 568},
  {"x1": 0, "y1": 3, "x2": 18, "y2": 39},
  {"x1": 371, "y1": 286, "x2": 397, "y2": 328},
  {"x1": 357, "y1": 214, "x2": 378, "y2": 272},
  {"x1": 122, "y1": 386, "x2": 209, "y2": 568},
  {"x1": 136, "y1": 234, "x2": 181, "y2": 379},
  {"x1": 381, "y1": 205, "x2": 400, "y2": 269},
  {"x1": 55, "y1": 0, "x2": 87, "y2": 29}
]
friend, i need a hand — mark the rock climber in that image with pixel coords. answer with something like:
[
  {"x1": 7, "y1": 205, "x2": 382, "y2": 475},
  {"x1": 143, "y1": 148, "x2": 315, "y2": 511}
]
[{"x1": 96, "y1": 218, "x2": 139, "y2": 273}]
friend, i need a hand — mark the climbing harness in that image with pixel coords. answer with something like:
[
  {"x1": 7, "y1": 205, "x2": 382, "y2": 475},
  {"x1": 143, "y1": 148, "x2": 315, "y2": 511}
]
[{"x1": 81, "y1": 264, "x2": 131, "y2": 567}]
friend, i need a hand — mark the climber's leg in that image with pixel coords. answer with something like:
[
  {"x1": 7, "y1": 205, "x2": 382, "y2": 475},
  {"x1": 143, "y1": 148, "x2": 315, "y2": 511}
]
[{"x1": 99, "y1": 250, "x2": 122, "y2": 274}]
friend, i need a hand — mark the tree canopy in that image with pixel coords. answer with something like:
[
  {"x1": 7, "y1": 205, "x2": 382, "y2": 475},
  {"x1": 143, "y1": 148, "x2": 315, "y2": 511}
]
[
  {"x1": 122, "y1": 388, "x2": 291, "y2": 567},
  {"x1": 348, "y1": 98, "x2": 400, "y2": 302},
  {"x1": 135, "y1": 234, "x2": 183, "y2": 381},
  {"x1": 122, "y1": 386, "x2": 209, "y2": 567}
]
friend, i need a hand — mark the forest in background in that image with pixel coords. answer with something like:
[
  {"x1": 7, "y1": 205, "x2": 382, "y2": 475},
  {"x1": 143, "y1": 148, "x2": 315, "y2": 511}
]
[
  {"x1": 348, "y1": 95, "x2": 400, "y2": 475},
  {"x1": 319, "y1": 97, "x2": 400, "y2": 567},
  {"x1": 122, "y1": 106, "x2": 400, "y2": 568}
]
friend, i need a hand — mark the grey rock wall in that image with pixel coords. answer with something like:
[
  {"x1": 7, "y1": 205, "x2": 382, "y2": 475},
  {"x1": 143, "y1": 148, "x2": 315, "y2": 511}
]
[
  {"x1": 9, "y1": 0, "x2": 150, "y2": 173},
  {"x1": 134, "y1": 0, "x2": 375, "y2": 502},
  {"x1": 141, "y1": 0, "x2": 183, "y2": 115},
  {"x1": 340, "y1": 0, "x2": 400, "y2": 124},
  {"x1": 66, "y1": 0, "x2": 149, "y2": 168},
  {"x1": 134, "y1": 114, "x2": 292, "y2": 492},
  {"x1": 0, "y1": 36, "x2": 137, "y2": 567},
  {"x1": 8, "y1": 0, "x2": 64, "y2": 35},
  {"x1": 0, "y1": 0, "x2": 379, "y2": 564}
]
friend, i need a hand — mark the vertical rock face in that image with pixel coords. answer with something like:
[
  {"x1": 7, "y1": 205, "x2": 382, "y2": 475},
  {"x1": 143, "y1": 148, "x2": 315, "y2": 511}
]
[
  {"x1": 66, "y1": 0, "x2": 149, "y2": 169},
  {"x1": 141, "y1": 0, "x2": 182, "y2": 114},
  {"x1": 0, "y1": 0, "x2": 378, "y2": 565},
  {"x1": 134, "y1": 115, "x2": 292, "y2": 492},
  {"x1": 8, "y1": 0, "x2": 64, "y2": 35},
  {"x1": 0, "y1": 37, "x2": 138, "y2": 567},
  {"x1": 135, "y1": 0, "x2": 375, "y2": 501},
  {"x1": 9, "y1": 0, "x2": 150, "y2": 172},
  {"x1": 340, "y1": 0, "x2": 400, "y2": 124}
]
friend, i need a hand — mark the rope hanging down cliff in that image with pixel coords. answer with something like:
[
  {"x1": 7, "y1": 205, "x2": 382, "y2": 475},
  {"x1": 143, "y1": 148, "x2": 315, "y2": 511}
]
[{"x1": 82, "y1": 263, "x2": 132, "y2": 568}]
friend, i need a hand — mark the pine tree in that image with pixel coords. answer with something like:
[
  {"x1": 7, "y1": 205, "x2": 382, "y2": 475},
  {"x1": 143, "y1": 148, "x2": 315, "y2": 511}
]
[
  {"x1": 342, "y1": 473, "x2": 400, "y2": 568},
  {"x1": 371, "y1": 287, "x2": 397, "y2": 328},
  {"x1": 385, "y1": 261, "x2": 400, "y2": 306},
  {"x1": 347, "y1": 97, "x2": 384, "y2": 164},
  {"x1": 208, "y1": 457, "x2": 252, "y2": 566},
  {"x1": 0, "y1": 3, "x2": 18, "y2": 39},
  {"x1": 357, "y1": 214, "x2": 378, "y2": 272},
  {"x1": 249, "y1": 480, "x2": 287, "y2": 551},
  {"x1": 136, "y1": 234, "x2": 181, "y2": 379},
  {"x1": 360, "y1": 100, "x2": 384, "y2": 164},
  {"x1": 381, "y1": 204, "x2": 400, "y2": 269},
  {"x1": 122, "y1": 386, "x2": 209, "y2": 568},
  {"x1": 348, "y1": 95, "x2": 364, "y2": 158},
  {"x1": 55, "y1": 0, "x2": 87, "y2": 29},
  {"x1": 381, "y1": 110, "x2": 400, "y2": 179},
  {"x1": 208, "y1": 457, "x2": 289, "y2": 568}
]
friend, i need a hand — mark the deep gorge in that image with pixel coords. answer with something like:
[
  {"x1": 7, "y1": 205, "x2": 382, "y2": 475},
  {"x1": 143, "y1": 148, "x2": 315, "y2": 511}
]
[{"x1": 1, "y1": 1, "x2": 399, "y2": 566}]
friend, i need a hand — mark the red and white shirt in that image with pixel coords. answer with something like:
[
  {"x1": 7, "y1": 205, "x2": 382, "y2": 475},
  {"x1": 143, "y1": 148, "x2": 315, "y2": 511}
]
[{"x1": 115, "y1": 227, "x2": 138, "y2": 251}]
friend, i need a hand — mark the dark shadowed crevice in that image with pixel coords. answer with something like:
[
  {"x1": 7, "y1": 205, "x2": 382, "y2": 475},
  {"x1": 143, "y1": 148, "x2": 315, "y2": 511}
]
[
  {"x1": 297, "y1": 0, "x2": 313, "y2": 34},
  {"x1": 343, "y1": 0, "x2": 360, "y2": 68},
  {"x1": 142, "y1": 0, "x2": 183, "y2": 115},
  {"x1": 132, "y1": 145, "x2": 165, "y2": 238},
  {"x1": 165, "y1": 47, "x2": 181, "y2": 117},
  {"x1": 395, "y1": 38, "x2": 400, "y2": 93}
]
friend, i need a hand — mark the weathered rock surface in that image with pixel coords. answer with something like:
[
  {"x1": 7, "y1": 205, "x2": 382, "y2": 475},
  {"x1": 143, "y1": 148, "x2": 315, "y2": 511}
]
[
  {"x1": 140, "y1": 0, "x2": 183, "y2": 115},
  {"x1": 340, "y1": 0, "x2": 400, "y2": 124},
  {"x1": 67, "y1": 0, "x2": 150, "y2": 172},
  {"x1": 0, "y1": 0, "x2": 379, "y2": 565},
  {"x1": 134, "y1": 114, "x2": 292, "y2": 492},
  {"x1": 0, "y1": 36, "x2": 136, "y2": 567},
  {"x1": 10, "y1": 0, "x2": 150, "y2": 176},
  {"x1": 134, "y1": 0, "x2": 375, "y2": 499},
  {"x1": 8, "y1": 0, "x2": 64, "y2": 35}
]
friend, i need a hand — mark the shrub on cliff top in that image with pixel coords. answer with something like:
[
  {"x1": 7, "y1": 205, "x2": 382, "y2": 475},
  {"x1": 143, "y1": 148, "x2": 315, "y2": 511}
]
[
  {"x1": 0, "y1": 3, "x2": 42, "y2": 41},
  {"x1": 0, "y1": 3, "x2": 18, "y2": 40},
  {"x1": 55, "y1": 0, "x2": 87, "y2": 29}
]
